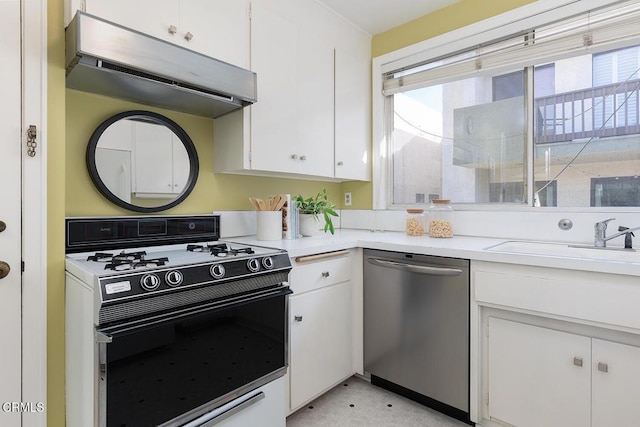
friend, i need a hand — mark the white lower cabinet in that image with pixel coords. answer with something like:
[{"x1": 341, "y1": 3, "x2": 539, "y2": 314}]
[
  {"x1": 591, "y1": 338, "x2": 640, "y2": 427},
  {"x1": 289, "y1": 281, "x2": 352, "y2": 410},
  {"x1": 487, "y1": 317, "x2": 590, "y2": 427},
  {"x1": 287, "y1": 250, "x2": 356, "y2": 413},
  {"x1": 487, "y1": 317, "x2": 640, "y2": 427}
]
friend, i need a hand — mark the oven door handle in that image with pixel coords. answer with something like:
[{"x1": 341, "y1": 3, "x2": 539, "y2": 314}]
[
  {"x1": 99, "y1": 286, "x2": 293, "y2": 337},
  {"x1": 181, "y1": 390, "x2": 265, "y2": 427}
]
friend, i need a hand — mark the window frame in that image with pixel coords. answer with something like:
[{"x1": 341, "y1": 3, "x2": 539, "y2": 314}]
[{"x1": 372, "y1": 0, "x2": 640, "y2": 212}]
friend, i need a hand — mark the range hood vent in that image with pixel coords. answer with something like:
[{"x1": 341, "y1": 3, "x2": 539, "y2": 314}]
[{"x1": 65, "y1": 12, "x2": 257, "y2": 118}]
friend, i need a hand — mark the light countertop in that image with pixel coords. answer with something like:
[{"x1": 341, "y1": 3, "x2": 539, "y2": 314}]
[{"x1": 229, "y1": 229, "x2": 640, "y2": 277}]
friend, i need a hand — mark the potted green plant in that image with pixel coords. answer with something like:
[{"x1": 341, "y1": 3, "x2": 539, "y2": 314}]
[{"x1": 294, "y1": 188, "x2": 339, "y2": 236}]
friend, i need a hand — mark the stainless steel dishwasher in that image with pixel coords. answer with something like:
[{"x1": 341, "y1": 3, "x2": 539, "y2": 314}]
[{"x1": 364, "y1": 249, "x2": 470, "y2": 424}]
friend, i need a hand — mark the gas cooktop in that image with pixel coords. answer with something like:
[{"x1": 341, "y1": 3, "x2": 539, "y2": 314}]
[{"x1": 64, "y1": 215, "x2": 292, "y2": 325}]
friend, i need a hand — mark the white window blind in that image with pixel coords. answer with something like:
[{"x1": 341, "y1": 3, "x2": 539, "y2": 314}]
[{"x1": 382, "y1": 0, "x2": 640, "y2": 96}]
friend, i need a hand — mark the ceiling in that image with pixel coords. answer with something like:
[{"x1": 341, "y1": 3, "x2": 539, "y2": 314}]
[{"x1": 318, "y1": 0, "x2": 461, "y2": 35}]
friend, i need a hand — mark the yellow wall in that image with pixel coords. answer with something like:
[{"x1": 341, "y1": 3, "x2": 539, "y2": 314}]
[
  {"x1": 47, "y1": 0, "x2": 66, "y2": 425},
  {"x1": 48, "y1": 0, "x2": 536, "y2": 425},
  {"x1": 372, "y1": 0, "x2": 536, "y2": 57}
]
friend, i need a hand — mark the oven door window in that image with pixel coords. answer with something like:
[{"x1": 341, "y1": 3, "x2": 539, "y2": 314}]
[{"x1": 101, "y1": 289, "x2": 289, "y2": 427}]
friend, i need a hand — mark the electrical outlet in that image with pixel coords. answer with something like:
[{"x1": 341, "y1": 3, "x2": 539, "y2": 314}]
[{"x1": 344, "y1": 192, "x2": 352, "y2": 206}]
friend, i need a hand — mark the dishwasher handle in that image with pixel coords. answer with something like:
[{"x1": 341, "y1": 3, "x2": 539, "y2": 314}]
[{"x1": 367, "y1": 258, "x2": 463, "y2": 276}]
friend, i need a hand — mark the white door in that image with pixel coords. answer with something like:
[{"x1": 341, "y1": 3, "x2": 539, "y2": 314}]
[
  {"x1": 0, "y1": 1, "x2": 23, "y2": 425},
  {"x1": 487, "y1": 317, "x2": 591, "y2": 427},
  {"x1": 592, "y1": 339, "x2": 640, "y2": 427}
]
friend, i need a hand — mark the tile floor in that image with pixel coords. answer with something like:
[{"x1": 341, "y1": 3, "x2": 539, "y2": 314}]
[{"x1": 286, "y1": 376, "x2": 472, "y2": 427}]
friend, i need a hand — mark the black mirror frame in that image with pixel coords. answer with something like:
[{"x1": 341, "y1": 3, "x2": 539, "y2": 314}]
[{"x1": 86, "y1": 110, "x2": 199, "y2": 213}]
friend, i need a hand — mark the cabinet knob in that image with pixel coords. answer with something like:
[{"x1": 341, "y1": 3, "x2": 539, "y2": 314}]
[
  {"x1": 168, "y1": 25, "x2": 177, "y2": 35},
  {"x1": 321, "y1": 271, "x2": 330, "y2": 278},
  {"x1": 184, "y1": 32, "x2": 194, "y2": 41},
  {"x1": 0, "y1": 220, "x2": 6, "y2": 233},
  {"x1": 337, "y1": 161, "x2": 344, "y2": 166},
  {"x1": 573, "y1": 357, "x2": 583, "y2": 367},
  {"x1": 290, "y1": 154, "x2": 298, "y2": 160},
  {"x1": 0, "y1": 261, "x2": 10, "y2": 279},
  {"x1": 597, "y1": 362, "x2": 608, "y2": 373},
  {"x1": 294, "y1": 315, "x2": 303, "y2": 322},
  {"x1": 300, "y1": 155, "x2": 307, "y2": 161}
]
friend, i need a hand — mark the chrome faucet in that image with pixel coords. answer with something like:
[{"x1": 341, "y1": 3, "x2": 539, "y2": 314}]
[{"x1": 594, "y1": 218, "x2": 640, "y2": 248}]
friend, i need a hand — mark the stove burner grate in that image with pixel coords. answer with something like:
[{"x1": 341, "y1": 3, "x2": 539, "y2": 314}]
[
  {"x1": 104, "y1": 257, "x2": 169, "y2": 271},
  {"x1": 187, "y1": 243, "x2": 255, "y2": 257},
  {"x1": 87, "y1": 250, "x2": 147, "y2": 262}
]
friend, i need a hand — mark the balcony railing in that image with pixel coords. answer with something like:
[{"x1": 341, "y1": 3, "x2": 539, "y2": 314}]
[{"x1": 535, "y1": 78, "x2": 640, "y2": 144}]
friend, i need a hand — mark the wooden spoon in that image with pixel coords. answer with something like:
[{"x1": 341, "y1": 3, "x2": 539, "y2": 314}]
[
  {"x1": 256, "y1": 198, "x2": 267, "y2": 211},
  {"x1": 249, "y1": 197, "x2": 260, "y2": 210},
  {"x1": 274, "y1": 195, "x2": 287, "y2": 211}
]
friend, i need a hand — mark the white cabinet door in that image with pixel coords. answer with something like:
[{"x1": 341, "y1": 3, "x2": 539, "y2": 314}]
[
  {"x1": 249, "y1": 3, "x2": 334, "y2": 178},
  {"x1": 592, "y1": 339, "x2": 640, "y2": 427},
  {"x1": 249, "y1": 3, "x2": 298, "y2": 174},
  {"x1": 85, "y1": 0, "x2": 178, "y2": 43},
  {"x1": 84, "y1": 0, "x2": 249, "y2": 67},
  {"x1": 335, "y1": 47, "x2": 371, "y2": 181},
  {"x1": 294, "y1": 29, "x2": 334, "y2": 177},
  {"x1": 289, "y1": 281, "x2": 352, "y2": 410},
  {"x1": 177, "y1": 0, "x2": 250, "y2": 68},
  {"x1": 487, "y1": 317, "x2": 591, "y2": 427}
]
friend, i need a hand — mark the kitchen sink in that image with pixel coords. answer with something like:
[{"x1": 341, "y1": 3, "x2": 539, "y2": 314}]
[{"x1": 484, "y1": 240, "x2": 640, "y2": 263}]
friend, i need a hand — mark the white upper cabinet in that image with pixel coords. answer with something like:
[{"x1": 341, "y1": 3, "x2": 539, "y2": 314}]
[
  {"x1": 335, "y1": 46, "x2": 371, "y2": 181},
  {"x1": 213, "y1": 0, "x2": 371, "y2": 181},
  {"x1": 294, "y1": 29, "x2": 335, "y2": 177},
  {"x1": 248, "y1": 3, "x2": 299, "y2": 174},
  {"x1": 76, "y1": 0, "x2": 250, "y2": 68}
]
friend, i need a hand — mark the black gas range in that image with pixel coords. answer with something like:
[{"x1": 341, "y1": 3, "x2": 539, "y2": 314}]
[{"x1": 64, "y1": 215, "x2": 291, "y2": 427}]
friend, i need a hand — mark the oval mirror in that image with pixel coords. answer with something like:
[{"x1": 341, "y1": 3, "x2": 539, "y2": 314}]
[{"x1": 86, "y1": 111, "x2": 199, "y2": 213}]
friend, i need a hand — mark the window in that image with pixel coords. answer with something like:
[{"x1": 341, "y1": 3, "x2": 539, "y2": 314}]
[
  {"x1": 591, "y1": 176, "x2": 640, "y2": 207},
  {"x1": 377, "y1": 0, "x2": 640, "y2": 209}
]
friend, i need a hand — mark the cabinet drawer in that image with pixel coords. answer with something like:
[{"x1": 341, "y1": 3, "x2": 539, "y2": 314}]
[
  {"x1": 473, "y1": 263, "x2": 640, "y2": 330},
  {"x1": 289, "y1": 251, "x2": 351, "y2": 294}
]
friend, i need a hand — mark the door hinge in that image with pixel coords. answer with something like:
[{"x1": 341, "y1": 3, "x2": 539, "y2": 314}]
[
  {"x1": 21, "y1": 261, "x2": 25, "y2": 273},
  {"x1": 26, "y1": 125, "x2": 37, "y2": 157},
  {"x1": 486, "y1": 392, "x2": 489, "y2": 405}
]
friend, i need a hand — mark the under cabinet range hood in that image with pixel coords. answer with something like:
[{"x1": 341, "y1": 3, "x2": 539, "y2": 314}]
[{"x1": 65, "y1": 12, "x2": 256, "y2": 118}]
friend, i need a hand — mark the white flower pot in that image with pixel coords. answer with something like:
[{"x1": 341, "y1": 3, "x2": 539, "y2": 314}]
[{"x1": 299, "y1": 213, "x2": 323, "y2": 237}]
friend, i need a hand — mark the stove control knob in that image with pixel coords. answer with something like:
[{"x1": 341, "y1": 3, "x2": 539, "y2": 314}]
[
  {"x1": 261, "y1": 256, "x2": 274, "y2": 270},
  {"x1": 210, "y1": 264, "x2": 226, "y2": 279},
  {"x1": 140, "y1": 273, "x2": 161, "y2": 291},
  {"x1": 165, "y1": 270, "x2": 183, "y2": 287},
  {"x1": 247, "y1": 258, "x2": 261, "y2": 273}
]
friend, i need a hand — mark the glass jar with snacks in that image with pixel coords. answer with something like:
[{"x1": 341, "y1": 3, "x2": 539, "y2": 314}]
[
  {"x1": 406, "y1": 209, "x2": 425, "y2": 236},
  {"x1": 428, "y1": 200, "x2": 453, "y2": 238}
]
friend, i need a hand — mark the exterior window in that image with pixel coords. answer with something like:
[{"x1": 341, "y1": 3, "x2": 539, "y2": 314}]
[
  {"x1": 591, "y1": 176, "x2": 640, "y2": 206},
  {"x1": 533, "y1": 46, "x2": 640, "y2": 207},
  {"x1": 388, "y1": 45, "x2": 640, "y2": 208},
  {"x1": 392, "y1": 72, "x2": 527, "y2": 205}
]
